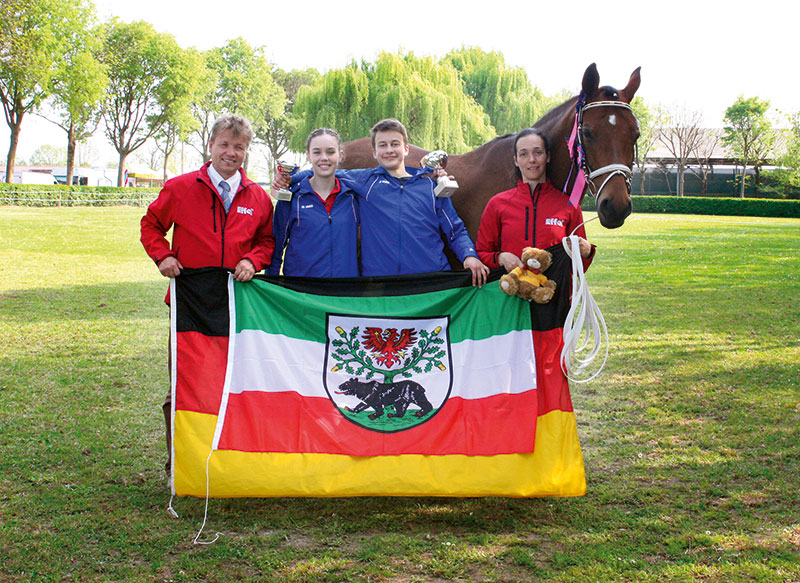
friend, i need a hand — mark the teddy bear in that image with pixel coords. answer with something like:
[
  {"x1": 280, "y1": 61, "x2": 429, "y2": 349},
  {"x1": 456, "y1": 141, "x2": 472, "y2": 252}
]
[{"x1": 498, "y1": 247, "x2": 557, "y2": 304}]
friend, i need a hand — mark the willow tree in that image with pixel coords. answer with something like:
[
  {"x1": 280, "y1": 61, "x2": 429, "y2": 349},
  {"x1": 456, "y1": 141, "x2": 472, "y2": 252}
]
[
  {"x1": 442, "y1": 47, "x2": 552, "y2": 136},
  {"x1": 290, "y1": 65, "x2": 371, "y2": 151},
  {"x1": 291, "y1": 52, "x2": 494, "y2": 154},
  {"x1": 0, "y1": 0, "x2": 90, "y2": 182}
]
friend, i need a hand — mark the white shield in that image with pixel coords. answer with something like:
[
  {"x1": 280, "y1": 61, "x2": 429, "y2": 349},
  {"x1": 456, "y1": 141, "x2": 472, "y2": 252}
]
[{"x1": 323, "y1": 313, "x2": 452, "y2": 432}]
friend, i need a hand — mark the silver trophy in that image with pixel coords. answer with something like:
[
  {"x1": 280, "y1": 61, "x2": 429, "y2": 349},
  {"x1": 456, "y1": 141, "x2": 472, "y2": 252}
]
[
  {"x1": 420, "y1": 150, "x2": 458, "y2": 198},
  {"x1": 273, "y1": 160, "x2": 299, "y2": 201}
]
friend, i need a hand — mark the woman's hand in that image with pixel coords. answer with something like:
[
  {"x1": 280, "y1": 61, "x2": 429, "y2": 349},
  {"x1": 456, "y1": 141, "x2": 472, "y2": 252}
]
[
  {"x1": 498, "y1": 252, "x2": 523, "y2": 273},
  {"x1": 578, "y1": 237, "x2": 592, "y2": 258}
]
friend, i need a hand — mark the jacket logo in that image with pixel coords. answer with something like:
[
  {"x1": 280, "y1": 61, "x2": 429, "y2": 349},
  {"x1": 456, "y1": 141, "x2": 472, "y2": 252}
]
[
  {"x1": 545, "y1": 217, "x2": 564, "y2": 227},
  {"x1": 324, "y1": 314, "x2": 452, "y2": 433},
  {"x1": 301, "y1": 204, "x2": 314, "y2": 209},
  {"x1": 237, "y1": 206, "x2": 254, "y2": 216}
]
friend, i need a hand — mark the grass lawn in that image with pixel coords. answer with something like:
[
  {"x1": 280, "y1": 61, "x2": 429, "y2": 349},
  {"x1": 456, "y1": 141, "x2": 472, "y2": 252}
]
[{"x1": 0, "y1": 207, "x2": 798, "y2": 582}]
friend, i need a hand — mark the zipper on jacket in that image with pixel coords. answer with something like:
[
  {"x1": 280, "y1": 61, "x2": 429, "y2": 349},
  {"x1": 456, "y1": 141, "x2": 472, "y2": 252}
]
[
  {"x1": 525, "y1": 207, "x2": 529, "y2": 241},
  {"x1": 398, "y1": 182, "x2": 404, "y2": 273},
  {"x1": 528, "y1": 183, "x2": 541, "y2": 245}
]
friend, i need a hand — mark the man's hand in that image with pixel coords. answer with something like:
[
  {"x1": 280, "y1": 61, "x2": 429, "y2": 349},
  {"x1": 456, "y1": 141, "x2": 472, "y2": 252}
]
[
  {"x1": 463, "y1": 256, "x2": 489, "y2": 288},
  {"x1": 233, "y1": 258, "x2": 256, "y2": 282},
  {"x1": 497, "y1": 252, "x2": 523, "y2": 273},
  {"x1": 158, "y1": 256, "x2": 183, "y2": 278}
]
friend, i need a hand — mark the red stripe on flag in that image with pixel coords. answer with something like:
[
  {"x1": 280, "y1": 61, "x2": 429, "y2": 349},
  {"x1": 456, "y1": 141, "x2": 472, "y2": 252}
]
[
  {"x1": 175, "y1": 331, "x2": 227, "y2": 414},
  {"x1": 216, "y1": 390, "x2": 538, "y2": 456},
  {"x1": 532, "y1": 328, "x2": 574, "y2": 415}
]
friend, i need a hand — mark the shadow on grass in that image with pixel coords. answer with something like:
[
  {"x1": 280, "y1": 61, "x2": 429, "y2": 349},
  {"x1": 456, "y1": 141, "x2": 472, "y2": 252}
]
[{"x1": 0, "y1": 280, "x2": 167, "y2": 323}]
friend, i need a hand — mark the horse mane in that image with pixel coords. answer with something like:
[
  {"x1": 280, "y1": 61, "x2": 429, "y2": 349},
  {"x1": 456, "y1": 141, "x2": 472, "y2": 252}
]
[{"x1": 534, "y1": 96, "x2": 579, "y2": 130}]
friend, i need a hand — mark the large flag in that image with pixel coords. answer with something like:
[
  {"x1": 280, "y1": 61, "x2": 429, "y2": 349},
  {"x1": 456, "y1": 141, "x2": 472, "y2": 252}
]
[{"x1": 171, "y1": 263, "x2": 585, "y2": 497}]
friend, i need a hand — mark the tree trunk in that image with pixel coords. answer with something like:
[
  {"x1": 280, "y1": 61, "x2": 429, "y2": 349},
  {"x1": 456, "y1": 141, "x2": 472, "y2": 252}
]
[
  {"x1": 677, "y1": 163, "x2": 685, "y2": 197},
  {"x1": 117, "y1": 152, "x2": 128, "y2": 187},
  {"x1": 740, "y1": 164, "x2": 747, "y2": 198},
  {"x1": 66, "y1": 123, "x2": 76, "y2": 186},
  {"x1": 4, "y1": 122, "x2": 21, "y2": 183}
]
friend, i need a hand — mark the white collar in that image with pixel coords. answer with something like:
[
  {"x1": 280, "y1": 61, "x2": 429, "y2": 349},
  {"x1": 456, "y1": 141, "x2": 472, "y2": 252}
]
[{"x1": 207, "y1": 164, "x2": 242, "y2": 196}]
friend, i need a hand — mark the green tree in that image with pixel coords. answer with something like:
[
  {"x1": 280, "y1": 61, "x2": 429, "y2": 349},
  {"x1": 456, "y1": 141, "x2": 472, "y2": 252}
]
[
  {"x1": 292, "y1": 51, "x2": 495, "y2": 154},
  {"x1": 442, "y1": 47, "x2": 551, "y2": 135},
  {"x1": 0, "y1": 0, "x2": 89, "y2": 182},
  {"x1": 100, "y1": 20, "x2": 197, "y2": 186},
  {"x1": 291, "y1": 64, "x2": 371, "y2": 150},
  {"x1": 193, "y1": 38, "x2": 285, "y2": 168},
  {"x1": 153, "y1": 48, "x2": 205, "y2": 180},
  {"x1": 28, "y1": 144, "x2": 66, "y2": 166},
  {"x1": 631, "y1": 97, "x2": 667, "y2": 195},
  {"x1": 43, "y1": 11, "x2": 108, "y2": 186},
  {"x1": 258, "y1": 67, "x2": 319, "y2": 170},
  {"x1": 723, "y1": 96, "x2": 774, "y2": 198},
  {"x1": 780, "y1": 112, "x2": 800, "y2": 183},
  {"x1": 187, "y1": 51, "x2": 219, "y2": 163}
]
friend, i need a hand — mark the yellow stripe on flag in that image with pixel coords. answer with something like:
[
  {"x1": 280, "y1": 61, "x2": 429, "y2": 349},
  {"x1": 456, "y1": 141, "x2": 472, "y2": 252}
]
[{"x1": 174, "y1": 410, "x2": 585, "y2": 498}]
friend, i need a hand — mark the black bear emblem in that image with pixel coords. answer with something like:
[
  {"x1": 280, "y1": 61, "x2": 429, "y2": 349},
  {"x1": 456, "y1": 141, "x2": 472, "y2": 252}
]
[{"x1": 336, "y1": 378, "x2": 434, "y2": 420}]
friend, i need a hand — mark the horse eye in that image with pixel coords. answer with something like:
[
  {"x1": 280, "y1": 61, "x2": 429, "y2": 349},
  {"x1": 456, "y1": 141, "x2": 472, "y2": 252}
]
[{"x1": 583, "y1": 127, "x2": 594, "y2": 141}]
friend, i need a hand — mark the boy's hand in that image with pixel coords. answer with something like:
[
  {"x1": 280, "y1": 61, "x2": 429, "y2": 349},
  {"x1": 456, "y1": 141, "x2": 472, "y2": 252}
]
[{"x1": 463, "y1": 256, "x2": 489, "y2": 288}]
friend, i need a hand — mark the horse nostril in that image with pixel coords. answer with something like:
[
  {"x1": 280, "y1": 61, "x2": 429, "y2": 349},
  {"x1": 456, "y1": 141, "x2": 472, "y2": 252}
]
[{"x1": 598, "y1": 197, "x2": 632, "y2": 228}]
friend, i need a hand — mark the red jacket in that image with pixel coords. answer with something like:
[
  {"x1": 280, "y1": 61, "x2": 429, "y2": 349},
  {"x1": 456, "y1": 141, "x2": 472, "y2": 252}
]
[
  {"x1": 476, "y1": 179, "x2": 594, "y2": 271},
  {"x1": 141, "y1": 162, "x2": 275, "y2": 272}
]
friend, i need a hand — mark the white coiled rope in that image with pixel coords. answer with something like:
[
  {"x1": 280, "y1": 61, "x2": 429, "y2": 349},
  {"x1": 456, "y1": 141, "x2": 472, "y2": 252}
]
[{"x1": 560, "y1": 226, "x2": 609, "y2": 383}]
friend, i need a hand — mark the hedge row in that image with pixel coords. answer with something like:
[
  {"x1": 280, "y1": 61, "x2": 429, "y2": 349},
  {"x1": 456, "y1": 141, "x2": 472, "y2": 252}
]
[
  {"x1": 580, "y1": 195, "x2": 800, "y2": 219},
  {"x1": 0, "y1": 185, "x2": 159, "y2": 207},
  {"x1": 2, "y1": 186, "x2": 799, "y2": 218}
]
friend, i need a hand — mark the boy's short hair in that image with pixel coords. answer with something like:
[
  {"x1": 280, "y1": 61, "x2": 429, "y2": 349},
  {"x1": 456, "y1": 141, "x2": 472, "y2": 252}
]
[
  {"x1": 370, "y1": 118, "x2": 409, "y2": 147},
  {"x1": 210, "y1": 114, "x2": 255, "y2": 145}
]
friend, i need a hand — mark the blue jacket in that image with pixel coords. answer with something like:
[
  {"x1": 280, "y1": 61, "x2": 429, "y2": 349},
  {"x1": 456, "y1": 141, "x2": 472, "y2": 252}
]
[
  {"x1": 293, "y1": 166, "x2": 477, "y2": 276},
  {"x1": 267, "y1": 176, "x2": 359, "y2": 277}
]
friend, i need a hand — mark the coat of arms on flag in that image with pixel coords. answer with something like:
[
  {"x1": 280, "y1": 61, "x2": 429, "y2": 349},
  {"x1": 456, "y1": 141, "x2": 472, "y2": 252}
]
[{"x1": 324, "y1": 315, "x2": 452, "y2": 432}]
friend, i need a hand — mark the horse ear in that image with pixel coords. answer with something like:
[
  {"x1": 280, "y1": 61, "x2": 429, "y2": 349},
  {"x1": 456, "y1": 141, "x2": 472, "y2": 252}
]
[
  {"x1": 582, "y1": 63, "x2": 599, "y2": 97},
  {"x1": 621, "y1": 67, "x2": 642, "y2": 102}
]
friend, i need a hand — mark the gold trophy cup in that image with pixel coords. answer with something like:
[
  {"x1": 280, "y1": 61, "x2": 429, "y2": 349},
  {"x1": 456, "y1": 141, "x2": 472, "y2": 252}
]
[
  {"x1": 421, "y1": 150, "x2": 458, "y2": 198},
  {"x1": 274, "y1": 160, "x2": 299, "y2": 201}
]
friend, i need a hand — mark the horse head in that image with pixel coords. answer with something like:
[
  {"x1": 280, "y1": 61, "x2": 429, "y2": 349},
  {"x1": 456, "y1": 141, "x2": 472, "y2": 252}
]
[{"x1": 577, "y1": 63, "x2": 641, "y2": 228}]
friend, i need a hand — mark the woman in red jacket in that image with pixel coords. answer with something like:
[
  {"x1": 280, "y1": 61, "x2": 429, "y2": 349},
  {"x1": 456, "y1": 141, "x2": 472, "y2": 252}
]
[{"x1": 476, "y1": 127, "x2": 595, "y2": 415}]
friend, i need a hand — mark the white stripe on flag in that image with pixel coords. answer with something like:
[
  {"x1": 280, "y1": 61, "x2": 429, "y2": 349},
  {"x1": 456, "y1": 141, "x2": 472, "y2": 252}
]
[{"x1": 229, "y1": 328, "x2": 536, "y2": 400}]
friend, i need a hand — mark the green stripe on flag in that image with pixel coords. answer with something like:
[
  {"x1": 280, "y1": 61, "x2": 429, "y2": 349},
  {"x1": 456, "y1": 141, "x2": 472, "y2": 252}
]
[{"x1": 234, "y1": 279, "x2": 531, "y2": 344}]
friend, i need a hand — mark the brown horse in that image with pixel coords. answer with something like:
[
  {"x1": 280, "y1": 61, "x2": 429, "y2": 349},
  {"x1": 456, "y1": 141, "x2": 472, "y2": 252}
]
[{"x1": 340, "y1": 63, "x2": 641, "y2": 239}]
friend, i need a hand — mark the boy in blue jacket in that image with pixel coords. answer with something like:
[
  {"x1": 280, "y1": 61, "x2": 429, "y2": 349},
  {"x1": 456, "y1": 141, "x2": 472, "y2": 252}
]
[{"x1": 280, "y1": 119, "x2": 488, "y2": 286}]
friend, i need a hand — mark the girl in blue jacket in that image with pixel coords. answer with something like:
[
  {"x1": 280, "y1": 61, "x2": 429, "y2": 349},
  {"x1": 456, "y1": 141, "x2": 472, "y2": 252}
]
[{"x1": 267, "y1": 128, "x2": 359, "y2": 277}]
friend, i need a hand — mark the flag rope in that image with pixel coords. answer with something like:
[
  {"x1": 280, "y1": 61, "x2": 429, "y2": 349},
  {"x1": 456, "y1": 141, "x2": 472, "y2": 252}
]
[{"x1": 192, "y1": 452, "x2": 220, "y2": 545}]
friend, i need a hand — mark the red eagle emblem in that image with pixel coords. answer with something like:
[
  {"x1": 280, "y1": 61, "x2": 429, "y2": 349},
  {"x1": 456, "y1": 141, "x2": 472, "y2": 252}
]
[{"x1": 362, "y1": 327, "x2": 417, "y2": 368}]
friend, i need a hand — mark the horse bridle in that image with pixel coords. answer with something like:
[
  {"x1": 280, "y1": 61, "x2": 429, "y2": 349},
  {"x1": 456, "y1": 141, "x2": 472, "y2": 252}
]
[{"x1": 565, "y1": 95, "x2": 638, "y2": 206}]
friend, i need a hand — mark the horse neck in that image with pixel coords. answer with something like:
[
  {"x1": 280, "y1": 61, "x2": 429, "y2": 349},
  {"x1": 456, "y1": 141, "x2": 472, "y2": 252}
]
[{"x1": 536, "y1": 96, "x2": 579, "y2": 192}]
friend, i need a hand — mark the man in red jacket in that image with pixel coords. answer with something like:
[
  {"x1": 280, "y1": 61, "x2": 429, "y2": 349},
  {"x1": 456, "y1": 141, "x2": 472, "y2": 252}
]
[{"x1": 140, "y1": 114, "x2": 275, "y2": 477}]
